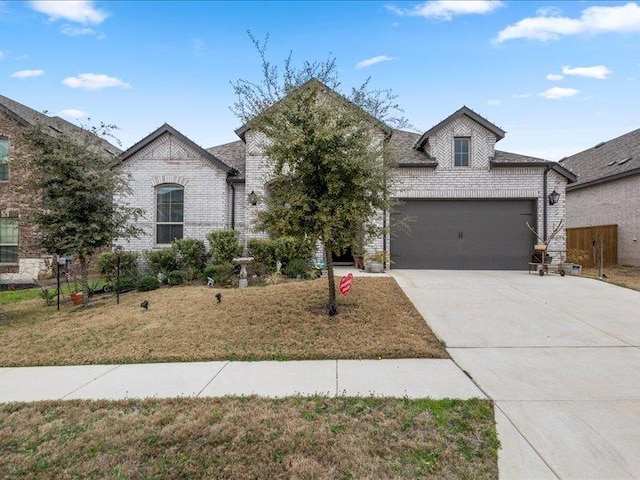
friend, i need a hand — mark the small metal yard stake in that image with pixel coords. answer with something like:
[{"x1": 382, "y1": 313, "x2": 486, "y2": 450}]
[{"x1": 115, "y1": 246, "x2": 123, "y2": 304}]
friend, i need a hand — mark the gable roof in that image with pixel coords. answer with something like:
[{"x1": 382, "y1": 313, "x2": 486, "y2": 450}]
[
  {"x1": 119, "y1": 123, "x2": 238, "y2": 175},
  {"x1": 414, "y1": 106, "x2": 506, "y2": 151},
  {"x1": 0, "y1": 93, "x2": 121, "y2": 156},
  {"x1": 492, "y1": 150, "x2": 576, "y2": 183},
  {"x1": 559, "y1": 128, "x2": 640, "y2": 191},
  {"x1": 234, "y1": 77, "x2": 392, "y2": 141}
]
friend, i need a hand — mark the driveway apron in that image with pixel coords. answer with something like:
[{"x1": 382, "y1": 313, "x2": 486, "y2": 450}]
[{"x1": 391, "y1": 270, "x2": 640, "y2": 480}]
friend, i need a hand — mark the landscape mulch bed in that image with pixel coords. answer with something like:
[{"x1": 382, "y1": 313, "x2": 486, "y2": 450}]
[{"x1": 0, "y1": 277, "x2": 446, "y2": 367}]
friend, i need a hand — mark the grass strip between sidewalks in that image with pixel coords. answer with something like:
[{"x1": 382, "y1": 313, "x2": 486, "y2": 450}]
[{"x1": 0, "y1": 396, "x2": 498, "y2": 479}]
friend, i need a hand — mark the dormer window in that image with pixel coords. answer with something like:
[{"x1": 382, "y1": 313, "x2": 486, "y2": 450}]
[{"x1": 454, "y1": 137, "x2": 470, "y2": 167}]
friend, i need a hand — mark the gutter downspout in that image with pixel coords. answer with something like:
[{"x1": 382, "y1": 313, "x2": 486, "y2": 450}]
[
  {"x1": 543, "y1": 166, "x2": 549, "y2": 242},
  {"x1": 229, "y1": 182, "x2": 236, "y2": 230}
]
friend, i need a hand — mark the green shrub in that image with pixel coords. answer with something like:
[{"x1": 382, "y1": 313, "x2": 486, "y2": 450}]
[
  {"x1": 96, "y1": 251, "x2": 139, "y2": 281},
  {"x1": 136, "y1": 274, "x2": 160, "y2": 292},
  {"x1": 116, "y1": 275, "x2": 139, "y2": 293},
  {"x1": 144, "y1": 248, "x2": 179, "y2": 276},
  {"x1": 247, "y1": 238, "x2": 278, "y2": 273},
  {"x1": 281, "y1": 258, "x2": 309, "y2": 278},
  {"x1": 39, "y1": 287, "x2": 57, "y2": 306},
  {"x1": 275, "y1": 236, "x2": 315, "y2": 267},
  {"x1": 205, "y1": 262, "x2": 235, "y2": 286},
  {"x1": 172, "y1": 238, "x2": 206, "y2": 281},
  {"x1": 207, "y1": 229, "x2": 242, "y2": 264},
  {"x1": 247, "y1": 236, "x2": 315, "y2": 274},
  {"x1": 167, "y1": 270, "x2": 186, "y2": 285}
]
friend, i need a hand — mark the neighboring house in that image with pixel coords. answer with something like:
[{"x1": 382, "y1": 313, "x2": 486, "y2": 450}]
[
  {"x1": 560, "y1": 129, "x2": 640, "y2": 266},
  {"x1": 116, "y1": 79, "x2": 576, "y2": 271},
  {"x1": 0, "y1": 94, "x2": 121, "y2": 279}
]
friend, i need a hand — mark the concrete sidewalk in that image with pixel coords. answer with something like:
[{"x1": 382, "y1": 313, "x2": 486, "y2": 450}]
[{"x1": 0, "y1": 358, "x2": 483, "y2": 402}]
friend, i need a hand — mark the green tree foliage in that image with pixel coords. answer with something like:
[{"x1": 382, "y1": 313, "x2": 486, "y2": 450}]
[
  {"x1": 231, "y1": 34, "x2": 405, "y2": 315},
  {"x1": 23, "y1": 121, "x2": 143, "y2": 307}
]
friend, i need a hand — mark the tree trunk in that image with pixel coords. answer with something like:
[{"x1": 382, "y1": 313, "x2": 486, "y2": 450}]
[
  {"x1": 80, "y1": 255, "x2": 90, "y2": 308},
  {"x1": 324, "y1": 241, "x2": 338, "y2": 316}
]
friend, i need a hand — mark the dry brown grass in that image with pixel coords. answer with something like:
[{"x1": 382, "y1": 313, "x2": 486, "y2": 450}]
[
  {"x1": 0, "y1": 277, "x2": 446, "y2": 367},
  {"x1": 0, "y1": 397, "x2": 498, "y2": 479},
  {"x1": 580, "y1": 265, "x2": 640, "y2": 292}
]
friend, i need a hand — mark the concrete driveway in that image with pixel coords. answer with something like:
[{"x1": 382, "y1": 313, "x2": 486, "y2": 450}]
[{"x1": 391, "y1": 270, "x2": 640, "y2": 480}]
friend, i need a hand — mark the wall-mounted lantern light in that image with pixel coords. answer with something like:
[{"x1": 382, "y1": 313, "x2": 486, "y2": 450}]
[
  {"x1": 248, "y1": 190, "x2": 258, "y2": 206},
  {"x1": 548, "y1": 189, "x2": 560, "y2": 206}
]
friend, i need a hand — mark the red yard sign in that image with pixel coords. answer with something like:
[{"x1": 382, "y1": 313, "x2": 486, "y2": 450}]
[{"x1": 338, "y1": 273, "x2": 354, "y2": 296}]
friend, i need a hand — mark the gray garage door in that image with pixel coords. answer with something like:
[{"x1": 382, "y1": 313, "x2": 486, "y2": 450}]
[{"x1": 391, "y1": 199, "x2": 537, "y2": 270}]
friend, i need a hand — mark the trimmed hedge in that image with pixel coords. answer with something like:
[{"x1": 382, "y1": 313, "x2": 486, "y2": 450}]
[{"x1": 136, "y1": 274, "x2": 160, "y2": 292}]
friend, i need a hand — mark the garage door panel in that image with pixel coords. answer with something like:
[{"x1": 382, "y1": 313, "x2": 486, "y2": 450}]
[{"x1": 391, "y1": 200, "x2": 536, "y2": 270}]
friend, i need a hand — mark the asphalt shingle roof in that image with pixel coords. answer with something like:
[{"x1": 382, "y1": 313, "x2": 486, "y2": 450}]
[
  {"x1": 559, "y1": 128, "x2": 640, "y2": 189},
  {"x1": 388, "y1": 129, "x2": 436, "y2": 165},
  {"x1": 0, "y1": 93, "x2": 121, "y2": 156},
  {"x1": 206, "y1": 140, "x2": 246, "y2": 179},
  {"x1": 493, "y1": 150, "x2": 550, "y2": 164}
]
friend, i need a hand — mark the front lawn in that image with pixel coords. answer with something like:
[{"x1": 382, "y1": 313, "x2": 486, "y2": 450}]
[
  {"x1": 0, "y1": 277, "x2": 446, "y2": 366},
  {"x1": 0, "y1": 397, "x2": 499, "y2": 479}
]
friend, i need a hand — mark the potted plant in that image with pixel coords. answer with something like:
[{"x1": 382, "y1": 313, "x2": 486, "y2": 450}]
[
  {"x1": 66, "y1": 274, "x2": 84, "y2": 305},
  {"x1": 364, "y1": 250, "x2": 390, "y2": 273}
]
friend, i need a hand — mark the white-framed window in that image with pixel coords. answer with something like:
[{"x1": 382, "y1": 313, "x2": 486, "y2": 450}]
[
  {"x1": 0, "y1": 138, "x2": 9, "y2": 181},
  {"x1": 454, "y1": 137, "x2": 470, "y2": 167},
  {"x1": 0, "y1": 219, "x2": 18, "y2": 263},
  {"x1": 156, "y1": 184, "x2": 184, "y2": 245}
]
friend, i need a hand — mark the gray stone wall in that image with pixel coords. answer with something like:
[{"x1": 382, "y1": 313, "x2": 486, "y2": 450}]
[{"x1": 566, "y1": 175, "x2": 640, "y2": 266}]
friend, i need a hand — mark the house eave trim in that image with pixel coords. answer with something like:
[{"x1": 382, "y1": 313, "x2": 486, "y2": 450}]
[
  {"x1": 490, "y1": 160, "x2": 577, "y2": 183},
  {"x1": 566, "y1": 167, "x2": 640, "y2": 191}
]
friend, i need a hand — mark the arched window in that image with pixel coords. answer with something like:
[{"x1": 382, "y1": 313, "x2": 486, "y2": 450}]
[{"x1": 156, "y1": 184, "x2": 184, "y2": 244}]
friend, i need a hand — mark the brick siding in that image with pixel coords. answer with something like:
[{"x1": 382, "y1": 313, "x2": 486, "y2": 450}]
[{"x1": 566, "y1": 175, "x2": 640, "y2": 266}]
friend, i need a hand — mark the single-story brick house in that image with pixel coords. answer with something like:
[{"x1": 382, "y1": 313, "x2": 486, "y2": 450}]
[
  {"x1": 560, "y1": 129, "x2": 640, "y2": 266},
  {"x1": 115, "y1": 79, "x2": 576, "y2": 270}
]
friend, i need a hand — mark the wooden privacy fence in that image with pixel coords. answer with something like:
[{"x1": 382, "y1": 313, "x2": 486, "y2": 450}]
[{"x1": 566, "y1": 224, "x2": 618, "y2": 267}]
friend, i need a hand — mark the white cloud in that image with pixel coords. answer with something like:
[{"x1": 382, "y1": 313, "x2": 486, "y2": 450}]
[
  {"x1": 61, "y1": 24, "x2": 96, "y2": 36},
  {"x1": 513, "y1": 93, "x2": 532, "y2": 98},
  {"x1": 562, "y1": 65, "x2": 612, "y2": 79},
  {"x1": 62, "y1": 73, "x2": 132, "y2": 90},
  {"x1": 58, "y1": 109, "x2": 88, "y2": 119},
  {"x1": 538, "y1": 87, "x2": 580, "y2": 99},
  {"x1": 356, "y1": 55, "x2": 394, "y2": 69},
  {"x1": 10, "y1": 69, "x2": 44, "y2": 78},
  {"x1": 536, "y1": 6, "x2": 563, "y2": 17},
  {"x1": 387, "y1": 0, "x2": 502, "y2": 21},
  {"x1": 495, "y1": 2, "x2": 640, "y2": 43},
  {"x1": 546, "y1": 73, "x2": 564, "y2": 81},
  {"x1": 0, "y1": 50, "x2": 4, "y2": 60},
  {"x1": 29, "y1": 0, "x2": 108, "y2": 25},
  {"x1": 486, "y1": 99, "x2": 501, "y2": 106}
]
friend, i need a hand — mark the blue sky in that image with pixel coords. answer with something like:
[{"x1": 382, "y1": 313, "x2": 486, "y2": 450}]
[{"x1": 1, "y1": 0, "x2": 639, "y2": 160}]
